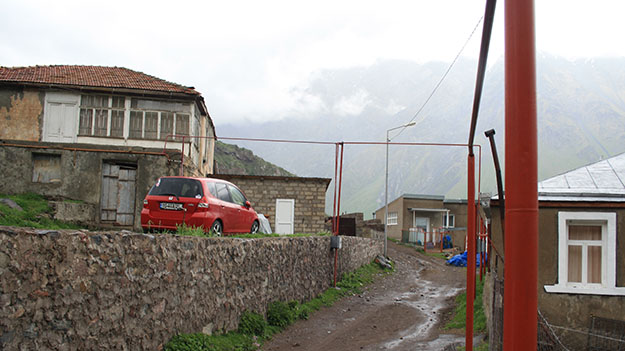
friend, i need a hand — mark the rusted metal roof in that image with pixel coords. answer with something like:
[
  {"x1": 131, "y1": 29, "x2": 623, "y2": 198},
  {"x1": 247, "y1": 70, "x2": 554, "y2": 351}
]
[
  {"x1": 0, "y1": 65, "x2": 200, "y2": 96},
  {"x1": 538, "y1": 152, "x2": 625, "y2": 202}
]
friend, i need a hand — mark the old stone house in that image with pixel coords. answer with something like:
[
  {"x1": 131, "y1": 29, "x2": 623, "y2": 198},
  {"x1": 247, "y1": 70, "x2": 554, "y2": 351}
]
[
  {"x1": 488, "y1": 153, "x2": 625, "y2": 349},
  {"x1": 0, "y1": 65, "x2": 215, "y2": 229},
  {"x1": 373, "y1": 194, "x2": 467, "y2": 248}
]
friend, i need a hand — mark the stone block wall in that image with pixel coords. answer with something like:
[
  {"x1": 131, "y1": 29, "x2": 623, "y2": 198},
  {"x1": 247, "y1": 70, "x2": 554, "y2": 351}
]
[
  {"x1": 212, "y1": 174, "x2": 331, "y2": 234},
  {"x1": 0, "y1": 227, "x2": 382, "y2": 350}
]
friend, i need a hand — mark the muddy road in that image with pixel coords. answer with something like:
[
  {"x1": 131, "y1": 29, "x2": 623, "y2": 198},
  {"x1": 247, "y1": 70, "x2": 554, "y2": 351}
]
[{"x1": 262, "y1": 242, "x2": 467, "y2": 351}]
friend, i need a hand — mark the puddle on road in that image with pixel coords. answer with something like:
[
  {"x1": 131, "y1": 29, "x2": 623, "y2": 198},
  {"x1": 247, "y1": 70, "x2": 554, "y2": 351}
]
[{"x1": 381, "y1": 272, "x2": 463, "y2": 350}]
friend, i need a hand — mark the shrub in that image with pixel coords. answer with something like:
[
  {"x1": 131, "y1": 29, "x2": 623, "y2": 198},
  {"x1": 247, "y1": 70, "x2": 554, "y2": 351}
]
[
  {"x1": 267, "y1": 301, "x2": 296, "y2": 328},
  {"x1": 238, "y1": 311, "x2": 267, "y2": 337}
]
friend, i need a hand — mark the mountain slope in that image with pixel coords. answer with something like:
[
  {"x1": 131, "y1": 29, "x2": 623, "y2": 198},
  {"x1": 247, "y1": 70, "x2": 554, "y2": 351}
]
[
  {"x1": 213, "y1": 141, "x2": 294, "y2": 176},
  {"x1": 216, "y1": 55, "x2": 625, "y2": 217}
]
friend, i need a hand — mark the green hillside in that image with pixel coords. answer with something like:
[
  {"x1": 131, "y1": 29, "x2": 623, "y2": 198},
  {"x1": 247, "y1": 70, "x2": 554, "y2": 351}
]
[{"x1": 214, "y1": 141, "x2": 294, "y2": 177}]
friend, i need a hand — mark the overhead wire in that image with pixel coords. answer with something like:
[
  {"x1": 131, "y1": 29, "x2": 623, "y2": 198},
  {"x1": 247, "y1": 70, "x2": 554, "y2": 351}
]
[{"x1": 392, "y1": 15, "x2": 485, "y2": 141}]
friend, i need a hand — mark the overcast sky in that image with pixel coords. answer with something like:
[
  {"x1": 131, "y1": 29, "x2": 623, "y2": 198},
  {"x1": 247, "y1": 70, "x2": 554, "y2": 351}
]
[{"x1": 2, "y1": 0, "x2": 624, "y2": 126}]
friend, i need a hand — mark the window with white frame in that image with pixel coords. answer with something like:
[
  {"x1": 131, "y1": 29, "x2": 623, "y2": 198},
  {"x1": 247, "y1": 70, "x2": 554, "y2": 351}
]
[
  {"x1": 387, "y1": 212, "x2": 398, "y2": 226},
  {"x1": 79, "y1": 95, "x2": 125, "y2": 137},
  {"x1": 443, "y1": 213, "x2": 455, "y2": 228},
  {"x1": 129, "y1": 98, "x2": 190, "y2": 140},
  {"x1": 544, "y1": 211, "x2": 625, "y2": 296},
  {"x1": 78, "y1": 95, "x2": 192, "y2": 140}
]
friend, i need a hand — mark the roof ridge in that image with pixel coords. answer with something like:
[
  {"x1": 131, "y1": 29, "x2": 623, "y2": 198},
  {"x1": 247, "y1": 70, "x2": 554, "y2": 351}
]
[{"x1": 0, "y1": 65, "x2": 199, "y2": 96}]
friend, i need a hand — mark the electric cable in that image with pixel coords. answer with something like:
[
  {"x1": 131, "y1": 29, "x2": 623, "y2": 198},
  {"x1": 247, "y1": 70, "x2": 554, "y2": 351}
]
[{"x1": 392, "y1": 15, "x2": 484, "y2": 141}]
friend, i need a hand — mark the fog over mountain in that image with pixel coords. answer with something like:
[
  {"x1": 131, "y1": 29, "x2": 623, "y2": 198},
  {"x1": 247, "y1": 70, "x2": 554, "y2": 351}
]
[{"x1": 216, "y1": 55, "x2": 625, "y2": 218}]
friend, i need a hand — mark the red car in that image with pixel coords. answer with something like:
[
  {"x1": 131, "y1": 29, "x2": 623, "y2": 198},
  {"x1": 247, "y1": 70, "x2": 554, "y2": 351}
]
[{"x1": 141, "y1": 176, "x2": 259, "y2": 235}]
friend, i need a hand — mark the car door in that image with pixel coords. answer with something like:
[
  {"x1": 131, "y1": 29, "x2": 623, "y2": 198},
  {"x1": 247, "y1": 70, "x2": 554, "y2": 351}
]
[
  {"x1": 227, "y1": 184, "x2": 255, "y2": 232},
  {"x1": 214, "y1": 182, "x2": 239, "y2": 233}
]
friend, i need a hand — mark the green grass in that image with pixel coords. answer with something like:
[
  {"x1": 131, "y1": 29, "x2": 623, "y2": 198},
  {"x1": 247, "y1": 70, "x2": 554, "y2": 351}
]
[
  {"x1": 175, "y1": 223, "x2": 210, "y2": 237},
  {"x1": 445, "y1": 276, "x2": 487, "y2": 333},
  {"x1": 455, "y1": 341, "x2": 489, "y2": 351},
  {"x1": 164, "y1": 332, "x2": 259, "y2": 351},
  {"x1": 425, "y1": 252, "x2": 448, "y2": 260},
  {"x1": 0, "y1": 193, "x2": 80, "y2": 230},
  {"x1": 164, "y1": 260, "x2": 393, "y2": 351}
]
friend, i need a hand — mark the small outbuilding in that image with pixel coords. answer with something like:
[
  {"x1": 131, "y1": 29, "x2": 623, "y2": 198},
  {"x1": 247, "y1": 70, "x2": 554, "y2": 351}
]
[{"x1": 211, "y1": 174, "x2": 331, "y2": 234}]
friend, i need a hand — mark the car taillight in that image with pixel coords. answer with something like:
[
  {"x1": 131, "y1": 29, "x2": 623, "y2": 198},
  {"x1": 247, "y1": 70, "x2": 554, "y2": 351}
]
[
  {"x1": 197, "y1": 202, "x2": 209, "y2": 211},
  {"x1": 143, "y1": 199, "x2": 148, "y2": 208}
]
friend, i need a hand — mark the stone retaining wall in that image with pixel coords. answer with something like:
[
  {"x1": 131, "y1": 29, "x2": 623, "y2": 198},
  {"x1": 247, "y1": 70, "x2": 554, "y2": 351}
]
[{"x1": 0, "y1": 227, "x2": 382, "y2": 350}]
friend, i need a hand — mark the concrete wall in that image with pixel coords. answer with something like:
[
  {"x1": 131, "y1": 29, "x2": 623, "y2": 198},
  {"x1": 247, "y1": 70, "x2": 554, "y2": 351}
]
[
  {"x1": 445, "y1": 202, "x2": 468, "y2": 249},
  {"x1": 0, "y1": 227, "x2": 383, "y2": 350},
  {"x1": 373, "y1": 197, "x2": 404, "y2": 240},
  {"x1": 0, "y1": 141, "x2": 180, "y2": 230},
  {"x1": 0, "y1": 88, "x2": 43, "y2": 141},
  {"x1": 212, "y1": 174, "x2": 331, "y2": 234},
  {"x1": 374, "y1": 197, "x2": 467, "y2": 245},
  {"x1": 489, "y1": 204, "x2": 625, "y2": 349}
]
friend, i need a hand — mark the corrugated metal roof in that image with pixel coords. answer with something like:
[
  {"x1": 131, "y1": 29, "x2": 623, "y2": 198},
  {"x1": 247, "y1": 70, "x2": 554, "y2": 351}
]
[
  {"x1": 538, "y1": 152, "x2": 625, "y2": 201},
  {"x1": 0, "y1": 65, "x2": 200, "y2": 96}
]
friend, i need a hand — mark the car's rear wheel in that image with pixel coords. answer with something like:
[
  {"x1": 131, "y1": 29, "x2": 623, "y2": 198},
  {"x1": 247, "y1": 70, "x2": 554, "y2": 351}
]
[
  {"x1": 250, "y1": 220, "x2": 259, "y2": 234},
  {"x1": 210, "y1": 220, "x2": 223, "y2": 236}
]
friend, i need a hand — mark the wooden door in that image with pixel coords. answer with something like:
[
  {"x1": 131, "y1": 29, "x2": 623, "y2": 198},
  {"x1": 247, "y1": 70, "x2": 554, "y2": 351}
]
[{"x1": 101, "y1": 163, "x2": 137, "y2": 226}]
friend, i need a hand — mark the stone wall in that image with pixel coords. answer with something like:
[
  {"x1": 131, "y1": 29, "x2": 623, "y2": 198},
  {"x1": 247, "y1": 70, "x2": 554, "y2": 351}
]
[
  {"x1": 212, "y1": 174, "x2": 331, "y2": 234},
  {"x1": 0, "y1": 227, "x2": 383, "y2": 350}
]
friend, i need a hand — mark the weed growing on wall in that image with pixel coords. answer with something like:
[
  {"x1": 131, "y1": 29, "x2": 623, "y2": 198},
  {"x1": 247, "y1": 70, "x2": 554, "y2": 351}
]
[
  {"x1": 164, "y1": 260, "x2": 393, "y2": 351},
  {"x1": 0, "y1": 193, "x2": 80, "y2": 229}
]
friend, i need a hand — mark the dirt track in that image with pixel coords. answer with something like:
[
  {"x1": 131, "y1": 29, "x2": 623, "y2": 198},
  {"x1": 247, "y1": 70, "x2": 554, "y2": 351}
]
[{"x1": 262, "y1": 241, "x2": 468, "y2": 351}]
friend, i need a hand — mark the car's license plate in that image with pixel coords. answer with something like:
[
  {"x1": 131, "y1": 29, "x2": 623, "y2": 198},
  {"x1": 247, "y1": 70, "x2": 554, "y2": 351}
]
[{"x1": 160, "y1": 202, "x2": 183, "y2": 211}]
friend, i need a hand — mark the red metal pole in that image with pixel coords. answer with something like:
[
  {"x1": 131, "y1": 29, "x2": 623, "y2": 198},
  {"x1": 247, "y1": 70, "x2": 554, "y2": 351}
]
[
  {"x1": 332, "y1": 144, "x2": 339, "y2": 234},
  {"x1": 336, "y1": 143, "x2": 344, "y2": 232},
  {"x1": 466, "y1": 152, "x2": 476, "y2": 351},
  {"x1": 503, "y1": 0, "x2": 538, "y2": 349},
  {"x1": 333, "y1": 143, "x2": 344, "y2": 288}
]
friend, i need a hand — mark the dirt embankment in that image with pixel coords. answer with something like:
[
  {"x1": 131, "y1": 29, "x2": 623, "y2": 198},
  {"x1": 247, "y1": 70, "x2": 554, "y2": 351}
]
[{"x1": 262, "y1": 242, "x2": 468, "y2": 351}]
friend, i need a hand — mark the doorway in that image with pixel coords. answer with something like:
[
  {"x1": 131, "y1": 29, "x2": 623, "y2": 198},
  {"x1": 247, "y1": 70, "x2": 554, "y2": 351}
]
[
  {"x1": 275, "y1": 199, "x2": 295, "y2": 234},
  {"x1": 100, "y1": 163, "x2": 137, "y2": 226}
]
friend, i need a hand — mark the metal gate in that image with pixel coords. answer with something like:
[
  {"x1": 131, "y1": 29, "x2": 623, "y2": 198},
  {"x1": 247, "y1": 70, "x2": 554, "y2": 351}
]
[{"x1": 100, "y1": 163, "x2": 137, "y2": 226}]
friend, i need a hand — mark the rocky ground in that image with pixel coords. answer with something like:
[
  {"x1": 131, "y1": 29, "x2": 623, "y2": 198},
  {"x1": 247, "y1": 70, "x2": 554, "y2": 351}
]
[{"x1": 262, "y1": 241, "x2": 471, "y2": 351}]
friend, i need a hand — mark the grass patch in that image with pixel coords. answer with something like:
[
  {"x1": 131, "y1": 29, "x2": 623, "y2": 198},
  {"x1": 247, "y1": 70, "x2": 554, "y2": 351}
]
[
  {"x1": 165, "y1": 260, "x2": 393, "y2": 351},
  {"x1": 175, "y1": 223, "x2": 210, "y2": 237},
  {"x1": 445, "y1": 276, "x2": 487, "y2": 333},
  {"x1": 164, "y1": 332, "x2": 258, "y2": 351},
  {"x1": 454, "y1": 341, "x2": 489, "y2": 351},
  {"x1": 425, "y1": 252, "x2": 448, "y2": 260},
  {"x1": 0, "y1": 193, "x2": 80, "y2": 230}
]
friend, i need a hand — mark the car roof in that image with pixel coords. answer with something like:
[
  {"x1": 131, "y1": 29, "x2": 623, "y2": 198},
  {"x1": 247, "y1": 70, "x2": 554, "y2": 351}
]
[{"x1": 158, "y1": 176, "x2": 235, "y2": 186}]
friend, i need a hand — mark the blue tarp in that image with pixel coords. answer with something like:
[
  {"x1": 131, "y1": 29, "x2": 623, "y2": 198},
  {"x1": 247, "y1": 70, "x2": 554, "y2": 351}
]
[
  {"x1": 446, "y1": 251, "x2": 487, "y2": 267},
  {"x1": 443, "y1": 235, "x2": 452, "y2": 249}
]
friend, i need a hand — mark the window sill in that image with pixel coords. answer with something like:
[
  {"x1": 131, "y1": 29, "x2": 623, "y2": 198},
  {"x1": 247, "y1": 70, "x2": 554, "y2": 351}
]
[{"x1": 544, "y1": 284, "x2": 625, "y2": 296}]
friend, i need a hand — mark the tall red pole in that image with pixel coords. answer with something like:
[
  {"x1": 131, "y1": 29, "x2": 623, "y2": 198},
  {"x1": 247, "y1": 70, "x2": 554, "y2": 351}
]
[
  {"x1": 466, "y1": 152, "x2": 476, "y2": 351},
  {"x1": 503, "y1": 0, "x2": 538, "y2": 349}
]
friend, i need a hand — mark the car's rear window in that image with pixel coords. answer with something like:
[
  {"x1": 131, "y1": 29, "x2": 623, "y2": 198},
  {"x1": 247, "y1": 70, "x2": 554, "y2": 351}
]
[{"x1": 148, "y1": 178, "x2": 204, "y2": 198}]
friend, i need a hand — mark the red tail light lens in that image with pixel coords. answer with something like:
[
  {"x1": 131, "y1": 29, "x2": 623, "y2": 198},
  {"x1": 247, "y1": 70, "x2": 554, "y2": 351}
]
[{"x1": 197, "y1": 202, "x2": 209, "y2": 211}]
